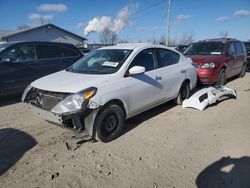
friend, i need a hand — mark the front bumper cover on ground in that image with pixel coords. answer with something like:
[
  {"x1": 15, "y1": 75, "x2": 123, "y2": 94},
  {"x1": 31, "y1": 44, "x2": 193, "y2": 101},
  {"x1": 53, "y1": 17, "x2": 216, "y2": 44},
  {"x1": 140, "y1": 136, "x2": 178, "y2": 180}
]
[{"x1": 182, "y1": 86, "x2": 237, "y2": 111}]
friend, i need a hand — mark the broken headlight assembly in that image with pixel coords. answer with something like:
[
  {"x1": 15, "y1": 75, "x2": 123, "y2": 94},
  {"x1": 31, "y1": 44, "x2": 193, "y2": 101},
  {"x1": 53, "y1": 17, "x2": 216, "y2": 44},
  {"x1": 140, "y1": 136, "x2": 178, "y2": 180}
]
[{"x1": 51, "y1": 87, "x2": 98, "y2": 114}]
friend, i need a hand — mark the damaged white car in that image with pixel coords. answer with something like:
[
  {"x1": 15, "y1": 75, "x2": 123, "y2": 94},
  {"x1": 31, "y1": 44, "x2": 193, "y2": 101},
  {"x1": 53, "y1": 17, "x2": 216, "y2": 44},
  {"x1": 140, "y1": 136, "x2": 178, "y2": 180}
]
[
  {"x1": 182, "y1": 85, "x2": 237, "y2": 111},
  {"x1": 22, "y1": 43, "x2": 197, "y2": 142}
]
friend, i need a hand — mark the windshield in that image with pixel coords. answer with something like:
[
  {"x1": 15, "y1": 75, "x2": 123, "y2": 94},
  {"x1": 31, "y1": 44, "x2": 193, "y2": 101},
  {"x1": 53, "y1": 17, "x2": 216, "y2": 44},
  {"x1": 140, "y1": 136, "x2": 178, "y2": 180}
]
[
  {"x1": 0, "y1": 43, "x2": 11, "y2": 53},
  {"x1": 66, "y1": 49, "x2": 132, "y2": 74},
  {"x1": 184, "y1": 42, "x2": 225, "y2": 55}
]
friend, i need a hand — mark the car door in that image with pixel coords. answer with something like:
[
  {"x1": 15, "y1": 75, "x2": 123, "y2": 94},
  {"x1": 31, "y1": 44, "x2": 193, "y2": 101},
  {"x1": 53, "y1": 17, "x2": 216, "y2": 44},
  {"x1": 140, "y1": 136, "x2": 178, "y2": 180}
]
[
  {"x1": 234, "y1": 42, "x2": 245, "y2": 74},
  {"x1": 155, "y1": 48, "x2": 185, "y2": 99},
  {"x1": 0, "y1": 44, "x2": 36, "y2": 94},
  {"x1": 226, "y1": 42, "x2": 238, "y2": 77},
  {"x1": 125, "y1": 48, "x2": 164, "y2": 116}
]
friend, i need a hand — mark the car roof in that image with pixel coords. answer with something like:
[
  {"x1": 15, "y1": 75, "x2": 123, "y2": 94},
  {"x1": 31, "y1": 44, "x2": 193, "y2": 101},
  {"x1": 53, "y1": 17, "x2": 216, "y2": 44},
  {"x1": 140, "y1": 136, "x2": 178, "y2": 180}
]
[
  {"x1": 2, "y1": 41, "x2": 76, "y2": 47},
  {"x1": 196, "y1": 38, "x2": 240, "y2": 43},
  {"x1": 99, "y1": 43, "x2": 174, "y2": 51}
]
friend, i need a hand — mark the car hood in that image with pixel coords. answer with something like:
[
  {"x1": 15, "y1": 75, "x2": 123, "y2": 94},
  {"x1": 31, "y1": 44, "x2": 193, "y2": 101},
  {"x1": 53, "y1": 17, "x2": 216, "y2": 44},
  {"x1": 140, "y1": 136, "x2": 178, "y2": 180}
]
[
  {"x1": 31, "y1": 70, "x2": 110, "y2": 93},
  {"x1": 185, "y1": 55, "x2": 225, "y2": 65}
]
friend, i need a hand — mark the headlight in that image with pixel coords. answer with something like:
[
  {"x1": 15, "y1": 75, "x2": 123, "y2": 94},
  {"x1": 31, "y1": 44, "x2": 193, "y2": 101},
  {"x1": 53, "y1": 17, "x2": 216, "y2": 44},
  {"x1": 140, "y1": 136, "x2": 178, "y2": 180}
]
[
  {"x1": 21, "y1": 85, "x2": 33, "y2": 102},
  {"x1": 51, "y1": 87, "x2": 97, "y2": 114},
  {"x1": 201, "y1": 62, "x2": 216, "y2": 69}
]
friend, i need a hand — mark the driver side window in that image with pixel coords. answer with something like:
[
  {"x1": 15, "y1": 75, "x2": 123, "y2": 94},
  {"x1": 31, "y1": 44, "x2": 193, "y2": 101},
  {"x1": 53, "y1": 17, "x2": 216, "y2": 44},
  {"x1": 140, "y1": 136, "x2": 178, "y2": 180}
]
[
  {"x1": 2, "y1": 45, "x2": 36, "y2": 63},
  {"x1": 129, "y1": 49, "x2": 157, "y2": 72}
]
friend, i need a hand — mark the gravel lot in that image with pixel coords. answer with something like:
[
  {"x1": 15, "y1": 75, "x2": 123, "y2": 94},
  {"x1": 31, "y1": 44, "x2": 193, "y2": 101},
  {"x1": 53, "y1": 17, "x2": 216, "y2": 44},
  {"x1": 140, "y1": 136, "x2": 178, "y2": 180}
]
[{"x1": 0, "y1": 73, "x2": 250, "y2": 188}]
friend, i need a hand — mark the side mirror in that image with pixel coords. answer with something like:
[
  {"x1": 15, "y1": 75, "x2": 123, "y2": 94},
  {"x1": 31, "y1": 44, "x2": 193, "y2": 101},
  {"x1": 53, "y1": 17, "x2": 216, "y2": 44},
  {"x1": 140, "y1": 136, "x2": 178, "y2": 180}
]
[
  {"x1": 1, "y1": 57, "x2": 14, "y2": 63},
  {"x1": 129, "y1": 66, "x2": 145, "y2": 75}
]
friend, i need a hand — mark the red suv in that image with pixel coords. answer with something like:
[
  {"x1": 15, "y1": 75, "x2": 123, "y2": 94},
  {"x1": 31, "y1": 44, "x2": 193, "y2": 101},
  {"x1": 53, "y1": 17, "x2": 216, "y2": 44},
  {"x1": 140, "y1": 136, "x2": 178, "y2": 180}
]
[{"x1": 184, "y1": 38, "x2": 247, "y2": 85}]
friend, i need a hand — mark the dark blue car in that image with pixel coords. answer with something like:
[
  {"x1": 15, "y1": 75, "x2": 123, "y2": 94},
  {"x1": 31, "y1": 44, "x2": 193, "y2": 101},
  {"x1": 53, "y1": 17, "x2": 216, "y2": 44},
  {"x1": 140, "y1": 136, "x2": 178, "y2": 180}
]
[{"x1": 0, "y1": 41, "x2": 82, "y2": 96}]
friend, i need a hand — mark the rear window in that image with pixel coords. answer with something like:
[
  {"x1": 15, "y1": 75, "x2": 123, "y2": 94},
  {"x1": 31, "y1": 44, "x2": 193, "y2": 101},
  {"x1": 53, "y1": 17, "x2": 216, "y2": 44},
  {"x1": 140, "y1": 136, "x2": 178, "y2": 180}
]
[
  {"x1": 61, "y1": 47, "x2": 80, "y2": 57},
  {"x1": 184, "y1": 42, "x2": 225, "y2": 55}
]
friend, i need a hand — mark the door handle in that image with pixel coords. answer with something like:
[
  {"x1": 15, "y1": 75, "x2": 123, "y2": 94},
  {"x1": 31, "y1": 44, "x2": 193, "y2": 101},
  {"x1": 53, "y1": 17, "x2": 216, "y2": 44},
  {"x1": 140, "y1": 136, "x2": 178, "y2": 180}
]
[
  {"x1": 181, "y1": 69, "x2": 186, "y2": 73},
  {"x1": 155, "y1": 76, "x2": 162, "y2": 80}
]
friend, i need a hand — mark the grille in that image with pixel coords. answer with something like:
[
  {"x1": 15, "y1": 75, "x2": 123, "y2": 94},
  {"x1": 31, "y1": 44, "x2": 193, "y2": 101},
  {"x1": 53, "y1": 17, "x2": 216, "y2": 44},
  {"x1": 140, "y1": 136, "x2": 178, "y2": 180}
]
[
  {"x1": 42, "y1": 94, "x2": 63, "y2": 111},
  {"x1": 28, "y1": 89, "x2": 70, "y2": 111}
]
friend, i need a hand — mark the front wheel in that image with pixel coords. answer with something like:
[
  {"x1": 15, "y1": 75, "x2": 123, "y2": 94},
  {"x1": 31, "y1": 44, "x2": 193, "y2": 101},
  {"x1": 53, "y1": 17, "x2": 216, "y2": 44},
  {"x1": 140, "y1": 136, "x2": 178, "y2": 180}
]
[
  {"x1": 239, "y1": 63, "x2": 247, "y2": 78},
  {"x1": 216, "y1": 69, "x2": 226, "y2": 85},
  {"x1": 175, "y1": 82, "x2": 190, "y2": 105},
  {"x1": 94, "y1": 104, "x2": 125, "y2": 142}
]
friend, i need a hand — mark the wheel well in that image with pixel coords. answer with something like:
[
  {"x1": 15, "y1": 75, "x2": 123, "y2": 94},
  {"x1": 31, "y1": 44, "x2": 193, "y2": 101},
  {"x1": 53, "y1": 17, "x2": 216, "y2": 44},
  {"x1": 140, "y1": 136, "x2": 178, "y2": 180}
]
[
  {"x1": 183, "y1": 79, "x2": 190, "y2": 88},
  {"x1": 101, "y1": 99, "x2": 127, "y2": 118}
]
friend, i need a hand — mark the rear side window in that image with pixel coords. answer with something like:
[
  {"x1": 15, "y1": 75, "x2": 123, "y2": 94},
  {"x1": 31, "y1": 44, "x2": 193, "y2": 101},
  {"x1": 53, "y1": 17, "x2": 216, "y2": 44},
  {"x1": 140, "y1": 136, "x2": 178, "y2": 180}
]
[
  {"x1": 1, "y1": 45, "x2": 36, "y2": 63},
  {"x1": 241, "y1": 42, "x2": 246, "y2": 53},
  {"x1": 129, "y1": 49, "x2": 157, "y2": 72},
  {"x1": 61, "y1": 47, "x2": 80, "y2": 57},
  {"x1": 228, "y1": 43, "x2": 236, "y2": 55},
  {"x1": 156, "y1": 48, "x2": 180, "y2": 67},
  {"x1": 37, "y1": 45, "x2": 63, "y2": 59},
  {"x1": 234, "y1": 42, "x2": 243, "y2": 54}
]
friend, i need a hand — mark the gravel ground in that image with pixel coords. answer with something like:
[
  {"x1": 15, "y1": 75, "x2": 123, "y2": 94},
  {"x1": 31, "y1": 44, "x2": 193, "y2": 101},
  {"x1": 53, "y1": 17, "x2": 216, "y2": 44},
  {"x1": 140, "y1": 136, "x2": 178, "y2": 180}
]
[{"x1": 0, "y1": 73, "x2": 250, "y2": 188}]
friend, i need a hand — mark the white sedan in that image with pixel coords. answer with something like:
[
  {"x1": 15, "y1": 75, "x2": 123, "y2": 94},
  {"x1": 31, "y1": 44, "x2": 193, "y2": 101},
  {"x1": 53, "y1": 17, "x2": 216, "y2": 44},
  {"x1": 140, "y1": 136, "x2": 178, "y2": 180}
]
[{"x1": 22, "y1": 43, "x2": 197, "y2": 142}]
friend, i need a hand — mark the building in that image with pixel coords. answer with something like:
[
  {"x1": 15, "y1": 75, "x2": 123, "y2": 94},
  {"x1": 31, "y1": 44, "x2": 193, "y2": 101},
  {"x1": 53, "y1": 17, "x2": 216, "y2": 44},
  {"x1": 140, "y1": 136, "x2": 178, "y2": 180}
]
[{"x1": 1, "y1": 23, "x2": 86, "y2": 47}]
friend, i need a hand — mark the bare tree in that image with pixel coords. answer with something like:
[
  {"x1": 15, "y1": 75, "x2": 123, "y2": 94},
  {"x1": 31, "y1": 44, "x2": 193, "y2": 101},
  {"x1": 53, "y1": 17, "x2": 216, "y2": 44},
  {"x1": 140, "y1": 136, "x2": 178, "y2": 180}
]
[
  {"x1": 99, "y1": 28, "x2": 117, "y2": 45},
  {"x1": 219, "y1": 31, "x2": 228, "y2": 38},
  {"x1": 158, "y1": 35, "x2": 178, "y2": 46},
  {"x1": 159, "y1": 35, "x2": 166, "y2": 44},
  {"x1": 178, "y1": 32, "x2": 194, "y2": 45},
  {"x1": 17, "y1": 25, "x2": 30, "y2": 30}
]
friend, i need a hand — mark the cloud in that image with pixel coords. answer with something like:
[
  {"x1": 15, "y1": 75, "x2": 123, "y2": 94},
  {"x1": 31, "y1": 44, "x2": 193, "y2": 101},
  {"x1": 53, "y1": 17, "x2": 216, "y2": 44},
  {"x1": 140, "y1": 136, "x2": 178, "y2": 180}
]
[
  {"x1": 84, "y1": 5, "x2": 135, "y2": 36},
  {"x1": 38, "y1": 3, "x2": 68, "y2": 12},
  {"x1": 176, "y1": 14, "x2": 191, "y2": 22},
  {"x1": 153, "y1": 26, "x2": 159, "y2": 31},
  {"x1": 28, "y1": 13, "x2": 54, "y2": 20},
  {"x1": 234, "y1": 9, "x2": 250, "y2": 17},
  {"x1": 216, "y1": 16, "x2": 229, "y2": 21},
  {"x1": 77, "y1": 22, "x2": 85, "y2": 28}
]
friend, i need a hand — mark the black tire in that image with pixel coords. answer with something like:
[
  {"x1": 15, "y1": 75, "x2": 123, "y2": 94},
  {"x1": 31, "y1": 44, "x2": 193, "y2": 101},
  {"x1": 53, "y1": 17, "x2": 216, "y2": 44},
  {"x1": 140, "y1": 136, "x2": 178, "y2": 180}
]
[
  {"x1": 239, "y1": 63, "x2": 247, "y2": 78},
  {"x1": 247, "y1": 63, "x2": 250, "y2": 72},
  {"x1": 216, "y1": 69, "x2": 226, "y2": 85},
  {"x1": 95, "y1": 104, "x2": 125, "y2": 142},
  {"x1": 175, "y1": 82, "x2": 190, "y2": 105}
]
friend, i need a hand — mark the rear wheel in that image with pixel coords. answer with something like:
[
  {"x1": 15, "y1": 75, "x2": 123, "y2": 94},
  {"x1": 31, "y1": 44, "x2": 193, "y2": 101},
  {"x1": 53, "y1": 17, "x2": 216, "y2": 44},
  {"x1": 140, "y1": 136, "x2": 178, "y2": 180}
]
[
  {"x1": 239, "y1": 63, "x2": 247, "y2": 78},
  {"x1": 216, "y1": 69, "x2": 226, "y2": 85},
  {"x1": 95, "y1": 104, "x2": 125, "y2": 142},
  {"x1": 175, "y1": 82, "x2": 190, "y2": 105}
]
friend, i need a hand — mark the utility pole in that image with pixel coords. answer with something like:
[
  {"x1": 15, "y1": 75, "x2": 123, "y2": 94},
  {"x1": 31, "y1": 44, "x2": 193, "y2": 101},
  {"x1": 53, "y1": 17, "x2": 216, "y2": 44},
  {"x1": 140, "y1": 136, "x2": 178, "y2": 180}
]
[
  {"x1": 40, "y1": 17, "x2": 44, "y2": 26},
  {"x1": 166, "y1": 0, "x2": 171, "y2": 46}
]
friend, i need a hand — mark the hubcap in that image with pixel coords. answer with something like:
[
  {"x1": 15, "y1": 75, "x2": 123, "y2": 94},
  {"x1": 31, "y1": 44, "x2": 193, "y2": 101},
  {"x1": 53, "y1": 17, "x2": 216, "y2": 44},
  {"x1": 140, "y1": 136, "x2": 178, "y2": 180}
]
[{"x1": 103, "y1": 114, "x2": 118, "y2": 134}]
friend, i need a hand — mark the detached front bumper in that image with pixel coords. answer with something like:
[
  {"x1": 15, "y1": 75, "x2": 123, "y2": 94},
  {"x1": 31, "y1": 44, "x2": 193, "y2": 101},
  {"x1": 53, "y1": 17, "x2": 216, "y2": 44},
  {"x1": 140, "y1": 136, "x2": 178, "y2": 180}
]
[
  {"x1": 27, "y1": 103, "x2": 100, "y2": 136},
  {"x1": 28, "y1": 104, "x2": 63, "y2": 125}
]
